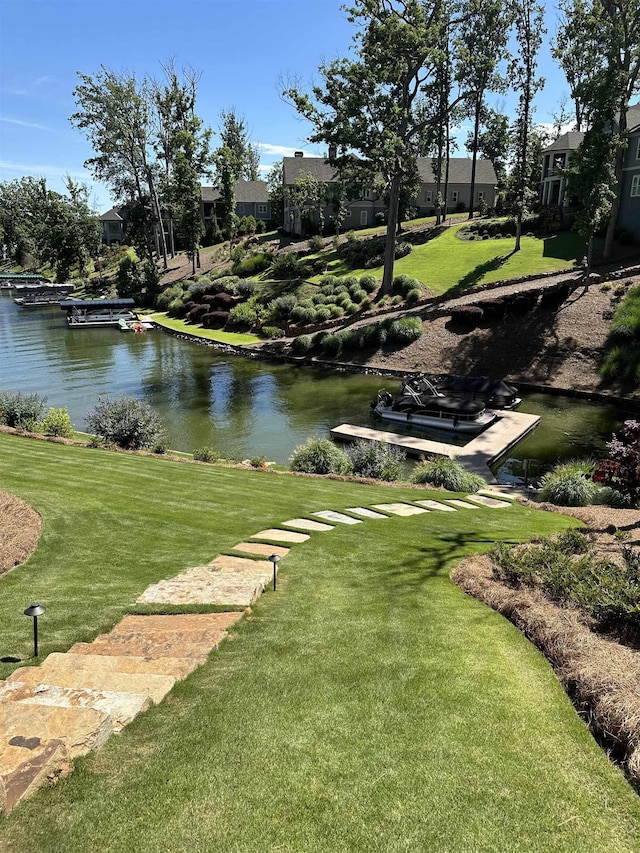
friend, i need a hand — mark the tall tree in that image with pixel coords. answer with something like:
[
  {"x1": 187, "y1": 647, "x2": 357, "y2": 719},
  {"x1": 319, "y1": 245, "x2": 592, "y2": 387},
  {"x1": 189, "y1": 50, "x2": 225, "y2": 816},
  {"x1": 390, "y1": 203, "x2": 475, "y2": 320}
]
[
  {"x1": 509, "y1": 0, "x2": 545, "y2": 251},
  {"x1": 466, "y1": 108, "x2": 510, "y2": 191},
  {"x1": 219, "y1": 110, "x2": 261, "y2": 182},
  {"x1": 286, "y1": 0, "x2": 469, "y2": 297},
  {"x1": 266, "y1": 161, "x2": 284, "y2": 226},
  {"x1": 287, "y1": 171, "x2": 327, "y2": 236},
  {"x1": 456, "y1": 0, "x2": 509, "y2": 219},
  {"x1": 552, "y1": 0, "x2": 600, "y2": 132},
  {"x1": 71, "y1": 68, "x2": 168, "y2": 268}
]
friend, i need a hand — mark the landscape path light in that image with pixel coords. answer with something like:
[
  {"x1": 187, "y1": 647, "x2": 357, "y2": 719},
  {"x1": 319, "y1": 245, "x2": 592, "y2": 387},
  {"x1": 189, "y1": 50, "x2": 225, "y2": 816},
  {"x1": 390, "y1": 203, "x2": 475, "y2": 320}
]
[
  {"x1": 269, "y1": 554, "x2": 281, "y2": 591},
  {"x1": 24, "y1": 602, "x2": 46, "y2": 658}
]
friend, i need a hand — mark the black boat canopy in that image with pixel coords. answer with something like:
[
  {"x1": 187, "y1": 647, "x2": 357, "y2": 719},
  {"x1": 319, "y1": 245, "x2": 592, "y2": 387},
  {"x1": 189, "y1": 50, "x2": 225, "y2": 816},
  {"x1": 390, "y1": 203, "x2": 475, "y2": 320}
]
[{"x1": 60, "y1": 299, "x2": 136, "y2": 310}]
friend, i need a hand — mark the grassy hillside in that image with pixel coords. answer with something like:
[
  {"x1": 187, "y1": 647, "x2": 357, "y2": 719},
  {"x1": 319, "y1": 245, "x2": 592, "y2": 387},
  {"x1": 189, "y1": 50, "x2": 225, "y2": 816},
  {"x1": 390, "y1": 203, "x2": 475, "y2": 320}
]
[{"x1": 0, "y1": 433, "x2": 639, "y2": 850}]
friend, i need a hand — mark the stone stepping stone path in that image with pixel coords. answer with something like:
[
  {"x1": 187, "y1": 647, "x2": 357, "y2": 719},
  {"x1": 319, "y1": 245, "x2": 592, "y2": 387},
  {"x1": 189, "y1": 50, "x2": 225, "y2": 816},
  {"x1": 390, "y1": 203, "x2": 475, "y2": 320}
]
[
  {"x1": 282, "y1": 518, "x2": 334, "y2": 532},
  {"x1": 444, "y1": 499, "x2": 482, "y2": 510},
  {"x1": 251, "y1": 529, "x2": 309, "y2": 544},
  {"x1": 0, "y1": 613, "x2": 241, "y2": 815},
  {"x1": 313, "y1": 510, "x2": 362, "y2": 525},
  {"x1": 233, "y1": 543, "x2": 290, "y2": 558},
  {"x1": 479, "y1": 489, "x2": 515, "y2": 502},
  {"x1": 1, "y1": 490, "x2": 516, "y2": 815},
  {"x1": 413, "y1": 499, "x2": 458, "y2": 512},
  {"x1": 345, "y1": 507, "x2": 388, "y2": 519},
  {"x1": 372, "y1": 503, "x2": 430, "y2": 516},
  {"x1": 465, "y1": 494, "x2": 511, "y2": 509}
]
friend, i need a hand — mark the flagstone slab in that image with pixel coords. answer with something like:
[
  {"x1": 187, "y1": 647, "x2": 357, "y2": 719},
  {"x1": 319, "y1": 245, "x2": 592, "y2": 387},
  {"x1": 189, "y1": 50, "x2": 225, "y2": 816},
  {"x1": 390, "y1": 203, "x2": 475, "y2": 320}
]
[
  {"x1": 479, "y1": 489, "x2": 516, "y2": 501},
  {"x1": 371, "y1": 503, "x2": 429, "y2": 516},
  {"x1": 111, "y1": 613, "x2": 243, "y2": 637},
  {"x1": 0, "y1": 704, "x2": 112, "y2": 759},
  {"x1": 233, "y1": 542, "x2": 290, "y2": 558},
  {"x1": 36, "y1": 651, "x2": 200, "y2": 681},
  {"x1": 207, "y1": 555, "x2": 273, "y2": 578},
  {"x1": 0, "y1": 738, "x2": 69, "y2": 815},
  {"x1": 282, "y1": 518, "x2": 334, "y2": 532},
  {"x1": 445, "y1": 499, "x2": 482, "y2": 510},
  {"x1": 313, "y1": 511, "x2": 363, "y2": 525},
  {"x1": 251, "y1": 529, "x2": 310, "y2": 544},
  {"x1": 465, "y1": 494, "x2": 512, "y2": 508},
  {"x1": 69, "y1": 638, "x2": 211, "y2": 662},
  {"x1": 413, "y1": 500, "x2": 457, "y2": 512},
  {"x1": 0, "y1": 681, "x2": 151, "y2": 734},
  {"x1": 7, "y1": 666, "x2": 176, "y2": 706},
  {"x1": 344, "y1": 507, "x2": 389, "y2": 519},
  {"x1": 136, "y1": 571, "x2": 262, "y2": 607}
]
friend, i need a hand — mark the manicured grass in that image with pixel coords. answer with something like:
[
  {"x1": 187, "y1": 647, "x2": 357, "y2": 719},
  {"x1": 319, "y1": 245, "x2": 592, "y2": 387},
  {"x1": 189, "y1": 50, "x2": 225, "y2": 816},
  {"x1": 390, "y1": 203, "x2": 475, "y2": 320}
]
[
  {"x1": 150, "y1": 312, "x2": 261, "y2": 345},
  {"x1": 0, "y1": 432, "x2": 639, "y2": 850},
  {"x1": 313, "y1": 225, "x2": 586, "y2": 294}
]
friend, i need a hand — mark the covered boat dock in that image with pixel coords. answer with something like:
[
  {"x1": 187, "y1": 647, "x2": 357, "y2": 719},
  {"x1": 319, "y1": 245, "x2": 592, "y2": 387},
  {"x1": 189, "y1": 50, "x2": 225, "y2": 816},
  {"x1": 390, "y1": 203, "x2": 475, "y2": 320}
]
[{"x1": 60, "y1": 299, "x2": 137, "y2": 327}]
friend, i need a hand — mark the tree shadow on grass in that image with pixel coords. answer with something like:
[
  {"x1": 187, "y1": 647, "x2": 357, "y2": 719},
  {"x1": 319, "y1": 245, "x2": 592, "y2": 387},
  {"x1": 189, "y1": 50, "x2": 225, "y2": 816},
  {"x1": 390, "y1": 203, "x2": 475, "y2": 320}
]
[{"x1": 447, "y1": 253, "x2": 513, "y2": 296}]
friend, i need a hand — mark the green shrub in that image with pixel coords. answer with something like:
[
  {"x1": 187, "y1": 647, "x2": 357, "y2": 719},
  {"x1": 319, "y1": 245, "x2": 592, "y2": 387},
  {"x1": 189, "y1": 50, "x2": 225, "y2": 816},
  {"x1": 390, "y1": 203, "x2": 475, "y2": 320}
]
[
  {"x1": 236, "y1": 280, "x2": 257, "y2": 299},
  {"x1": 167, "y1": 297, "x2": 187, "y2": 318},
  {"x1": 40, "y1": 407, "x2": 74, "y2": 438},
  {"x1": 193, "y1": 446, "x2": 220, "y2": 463},
  {"x1": 292, "y1": 335, "x2": 313, "y2": 354},
  {"x1": 314, "y1": 306, "x2": 332, "y2": 322},
  {"x1": 271, "y1": 294, "x2": 298, "y2": 321},
  {"x1": 405, "y1": 288, "x2": 421, "y2": 305},
  {"x1": 411, "y1": 456, "x2": 486, "y2": 492},
  {"x1": 308, "y1": 235, "x2": 324, "y2": 252},
  {"x1": 228, "y1": 302, "x2": 258, "y2": 328},
  {"x1": 272, "y1": 253, "x2": 303, "y2": 279},
  {"x1": 386, "y1": 317, "x2": 422, "y2": 344},
  {"x1": 539, "y1": 459, "x2": 598, "y2": 506},
  {"x1": 85, "y1": 395, "x2": 165, "y2": 450},
  {"x1": 350, "y1": 288, "x2": 367, "y2": 304},
  {"x1": 0, "y1": 391, "x2": 47, "y2": 430},
  {"x1": 250, "y1": 455, "x2": 268, "y2": 468},
  {"x1": 291, "y1": 305, "x2": 316, "y2": 325},
  {"x1": 155, "y1": 284, "x2": 186, "y2": 311},
  {"x1": 260, "y1": 326, "x2": 284, "y2": 339},
  {"x1": 329, "y1": 304, "x2": 344, "y2": 318},
  {"x1": 290, "y1": 437, "x2": 351, "y2": 475},
  {"x1": 553, "y1": 529, "x2": 591, "y2": 555},
  {"x1": 232, "y1": 252, "x2": 273, "y2": 278},
  {"x1": 320, "y1": 334, "x2": 343, "y2": 357},
  {"x1": 359, "y1": 275, "x2": 378, "y2": 294},
  {"x1": 346, "y1": 440, "x2": 405, "y2": 481}
]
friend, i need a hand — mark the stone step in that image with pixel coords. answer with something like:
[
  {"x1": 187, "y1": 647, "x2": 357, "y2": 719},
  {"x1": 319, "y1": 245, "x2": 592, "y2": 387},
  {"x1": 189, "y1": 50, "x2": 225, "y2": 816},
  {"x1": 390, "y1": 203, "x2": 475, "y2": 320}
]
[
  {"x1": 0, "y1": 703, "x2": 112, "y2": 759},
  {"x1": 7, "y1": 666, "x2": 175, "y2": 706},
  {"x1": 444, "y1": 499, "x2": 482, "y2": 510},
  {"x1": 38, "y1": 651, "x2": 200, "y2": 680},
  {"x1": 412, "y1": 500, "x2": 457, "y2": 512},
  {"x1": 251, "y1": 528, "x2": 310, "y2": 544},
  {"x1": 464, "y1": 493, "x2": 511, "y2": 508},
  {"x1": 137, "y1": 571, "x2": 262, "y2": 606},
  {"x1": 233, "y1": 542, "x2": 290, "y2": 558},
  {"x1": 0, "y1": 737, "x2": 70, "y2": 815},
  {"x1": 371, "y1": 503, "x2": 429, "y2": 516},
  {"x1": 282, "y1": 518, "x2": 334, "y2": 532},
  {"x1": 0, "y1": 681, "x2": 151, "y2": 733},
  {"x1": 313, "y1": 510, "x2": 363, "y2": 525},
  {"x1": 109, "y1": 613, "x2": 244, "y2": 637},
  {"x1": 69, "y1": 637, "x2": 212, "y2": 662}
]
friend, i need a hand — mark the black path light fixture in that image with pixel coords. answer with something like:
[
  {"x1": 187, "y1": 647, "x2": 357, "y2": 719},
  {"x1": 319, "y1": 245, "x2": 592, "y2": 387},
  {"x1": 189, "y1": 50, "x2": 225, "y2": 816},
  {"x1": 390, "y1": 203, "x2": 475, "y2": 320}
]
[
  {"x1": 269, "y1": 554, "x2": 281, "y2": 591},
  {"x1": 24, "y1": 602, "x2": 46, "y2": 658}
]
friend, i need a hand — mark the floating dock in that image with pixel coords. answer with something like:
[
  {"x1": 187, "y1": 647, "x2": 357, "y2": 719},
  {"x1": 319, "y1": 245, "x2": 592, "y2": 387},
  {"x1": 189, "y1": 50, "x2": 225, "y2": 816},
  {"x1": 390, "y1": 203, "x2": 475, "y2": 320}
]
[{"x1": 331, "y1": 410, "x2": 540, "y2": 483}]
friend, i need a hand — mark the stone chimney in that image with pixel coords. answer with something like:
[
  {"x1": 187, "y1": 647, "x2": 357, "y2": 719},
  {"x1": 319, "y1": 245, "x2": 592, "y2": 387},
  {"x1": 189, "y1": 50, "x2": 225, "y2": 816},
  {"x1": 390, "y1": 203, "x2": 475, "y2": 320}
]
[{"x1": 328, "y1": 144, "x2": 337, "y2": 162}]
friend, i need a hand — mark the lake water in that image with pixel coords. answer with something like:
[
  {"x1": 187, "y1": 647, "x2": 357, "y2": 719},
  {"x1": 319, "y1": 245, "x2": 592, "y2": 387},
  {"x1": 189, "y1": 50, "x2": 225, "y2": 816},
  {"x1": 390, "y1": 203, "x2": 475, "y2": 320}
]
[{"x1": 0, "y1": 290, "x2": 634, "y2": 482}]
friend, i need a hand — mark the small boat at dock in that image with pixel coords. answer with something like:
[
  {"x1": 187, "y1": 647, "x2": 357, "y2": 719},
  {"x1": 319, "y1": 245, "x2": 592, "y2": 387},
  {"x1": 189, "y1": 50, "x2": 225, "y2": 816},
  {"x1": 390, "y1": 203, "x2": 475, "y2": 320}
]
[
  {"x1": 13, "y1": 283, "x2": 75, "y2": 306},
  {"x1": 403, "y1": 374, "x2": 520, "y2": 409},
  {"x1": 372, "y1": 383, "x2": 498, "y2": 434},
  {"x1": 60, "y1": 298, "x2": 137, "y2": 327}
]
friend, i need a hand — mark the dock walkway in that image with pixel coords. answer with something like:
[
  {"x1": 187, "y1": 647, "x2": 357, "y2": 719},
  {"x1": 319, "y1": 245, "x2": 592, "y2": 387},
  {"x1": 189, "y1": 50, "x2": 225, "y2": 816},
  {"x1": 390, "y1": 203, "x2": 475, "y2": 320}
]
[{"x1": 331, "y1": 410, "x2": 540, "y2": 483}]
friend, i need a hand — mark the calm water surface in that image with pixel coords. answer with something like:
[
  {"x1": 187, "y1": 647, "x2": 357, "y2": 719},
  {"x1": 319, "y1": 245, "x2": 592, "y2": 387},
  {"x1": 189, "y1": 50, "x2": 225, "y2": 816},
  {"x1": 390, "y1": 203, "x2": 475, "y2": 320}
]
[{"x1": 0, "y1": 291, "x2": 634, "y2": 481}]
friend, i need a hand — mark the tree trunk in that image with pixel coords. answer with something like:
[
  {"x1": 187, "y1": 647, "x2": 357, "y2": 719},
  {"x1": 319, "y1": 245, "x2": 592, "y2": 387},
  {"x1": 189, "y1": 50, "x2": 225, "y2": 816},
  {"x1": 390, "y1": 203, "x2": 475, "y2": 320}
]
[
  {"x1": 468, "y1": 96, "x2": 481, "y2": 220},
  {"x1": 603, "y1": 110, "x2": 628, "y2": 259},
  {"x1": 148, "y1": 171, "x2": 168, "y2": 270},
  {"x1": 379, "y1": 172, "x2": 401, "y2": 298}
]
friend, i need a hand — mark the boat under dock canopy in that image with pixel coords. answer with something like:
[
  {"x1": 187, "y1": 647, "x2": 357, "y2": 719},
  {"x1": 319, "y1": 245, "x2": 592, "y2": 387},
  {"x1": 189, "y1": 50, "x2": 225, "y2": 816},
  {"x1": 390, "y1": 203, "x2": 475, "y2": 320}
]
[{"x1": 60, "y1": 299, "x2": 137, "y2": 327}]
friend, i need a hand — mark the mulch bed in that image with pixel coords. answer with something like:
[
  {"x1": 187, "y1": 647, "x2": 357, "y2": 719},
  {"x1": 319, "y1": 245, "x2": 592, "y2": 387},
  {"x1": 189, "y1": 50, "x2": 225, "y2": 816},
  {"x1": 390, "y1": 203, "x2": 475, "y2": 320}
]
[
  {"x1": 0, "y1": 491, "x2": 42, "y2": 575},
  {"x1": 451, "y1": 503, "x2": 640, "y2": 784}
]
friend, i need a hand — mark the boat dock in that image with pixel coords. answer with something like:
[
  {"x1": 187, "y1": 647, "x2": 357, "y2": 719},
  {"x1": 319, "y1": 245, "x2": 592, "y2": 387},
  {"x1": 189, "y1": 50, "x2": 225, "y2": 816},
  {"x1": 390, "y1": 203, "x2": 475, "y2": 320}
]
[{"x1": 331, "y1": 410, "x2": 540, "y2": 483}]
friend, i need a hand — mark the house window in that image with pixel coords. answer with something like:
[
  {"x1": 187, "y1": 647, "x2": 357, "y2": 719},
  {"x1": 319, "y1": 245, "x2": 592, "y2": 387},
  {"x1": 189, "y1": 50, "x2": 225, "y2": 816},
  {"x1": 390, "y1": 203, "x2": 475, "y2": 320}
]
[
  {"x1": 360, "y1": 210, "x2": 368, "y2": 226},
  {"x1": 451, "y1": 191, "x2": 459, "y2": 204},
  {"x1": 425, "y1": 190, "x2": 432, "y2": 203},
  {"x1": 346, "y1": 209, "x2": 352, "y2": 217},
  {"x1": 363, "y1": 188, "x2": 372, "y2": 199},
  {"x1": 257, "y1": 204, "x2": 267, "y2": 214},
  {"x1": 631, "y1": 174, "x2": 640, "y2": 197},
  {"x1": 477, "y1": 191, "x2": 485, "y2": 201},
  {"x1": 636, "y1": 137, "x2": 640, "y2": 160}
]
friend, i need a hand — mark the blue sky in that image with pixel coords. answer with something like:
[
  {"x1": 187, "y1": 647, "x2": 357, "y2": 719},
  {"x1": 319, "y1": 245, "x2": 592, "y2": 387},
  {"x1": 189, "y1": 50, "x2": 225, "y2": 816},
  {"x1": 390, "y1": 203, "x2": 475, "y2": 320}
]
[{"x1": 0, "y1": 0, "x2": 569, "y2": 213}]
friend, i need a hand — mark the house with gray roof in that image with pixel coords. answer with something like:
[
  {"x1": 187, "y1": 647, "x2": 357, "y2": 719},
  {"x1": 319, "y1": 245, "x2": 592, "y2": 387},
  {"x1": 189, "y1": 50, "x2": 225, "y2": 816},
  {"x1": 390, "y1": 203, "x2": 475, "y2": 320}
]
[
  {"x1": 99, "y1": 207, "x2": 126, "y2": 246},
  {"x1": 282, "y1": 152, "x2": 497, "y2": 235},
  {"x1": 540, "y1": 103, "x2": 640, "y2": 243},
  {"x1": 200, "y1": 180, "x2": 272, "y2": 233}
]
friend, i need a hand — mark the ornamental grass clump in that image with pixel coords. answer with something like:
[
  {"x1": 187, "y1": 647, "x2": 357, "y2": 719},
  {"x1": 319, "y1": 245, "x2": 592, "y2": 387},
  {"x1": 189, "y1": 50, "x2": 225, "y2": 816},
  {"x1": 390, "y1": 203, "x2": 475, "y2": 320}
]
[
  {"x1": 85, "y1": 395, "x2": 165, "y2": 450},
  {"x1": 346, "y1": 440, "x2": 406, "y2": 481},
  {"x1": 411, "y1": 456, "x2": 485, "y2": 492},
  {"x1": 290, "y1": 437, "x2": 351, "y2": 475},
  {"x1": 539, "y1": 459, "x2": 598, "y2": 506}
]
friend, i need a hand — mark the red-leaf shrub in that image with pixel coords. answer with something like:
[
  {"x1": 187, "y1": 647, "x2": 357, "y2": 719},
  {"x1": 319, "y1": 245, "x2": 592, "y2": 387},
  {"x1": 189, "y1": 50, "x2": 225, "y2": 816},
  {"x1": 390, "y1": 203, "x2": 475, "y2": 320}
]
[
  {"x1": 593, "y1": 420, "x2": 640, "y2": 503},
  {"x1": 201, "y1": 310, "x2": 230, "y2": 329},
  {"x1": 450, "y1": 305, "x2": 483, "y2": 327}
]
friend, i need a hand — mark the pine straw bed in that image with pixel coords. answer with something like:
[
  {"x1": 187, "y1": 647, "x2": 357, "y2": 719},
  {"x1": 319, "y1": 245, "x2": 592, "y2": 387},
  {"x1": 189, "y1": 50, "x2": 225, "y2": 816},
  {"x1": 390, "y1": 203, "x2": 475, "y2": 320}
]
[
  {"x1": 451, "y1": 506, "x2": 640, "y2": 785},
  {"x1": 0, "y1": 490, "x2": 42, "y2": 575}
]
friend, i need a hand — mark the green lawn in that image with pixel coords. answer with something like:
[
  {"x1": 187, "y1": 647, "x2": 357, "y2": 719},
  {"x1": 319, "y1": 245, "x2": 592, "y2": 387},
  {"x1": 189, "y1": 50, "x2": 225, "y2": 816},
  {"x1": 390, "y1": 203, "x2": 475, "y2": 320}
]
[
  {"x1": 0, "y1": 432, "x2": 639, "y2": 851},
  {"x1": 313, "y1": 225, "x2": 586, "y2": 296},
  {"x1": 150, "y1": 312, "x2": 261, "y2": 345}
]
